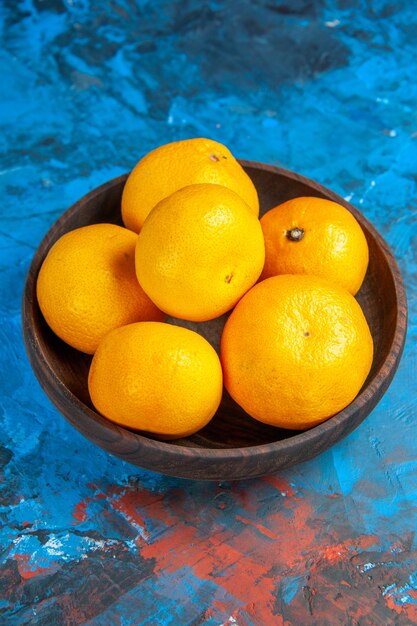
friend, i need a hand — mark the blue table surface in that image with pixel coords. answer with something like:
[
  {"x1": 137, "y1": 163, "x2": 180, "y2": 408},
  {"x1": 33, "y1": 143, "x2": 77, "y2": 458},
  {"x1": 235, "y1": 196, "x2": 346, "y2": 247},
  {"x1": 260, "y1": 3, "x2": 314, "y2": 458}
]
[{"x1": 1, "y1": 1, "x2": 416, "y2": 624}]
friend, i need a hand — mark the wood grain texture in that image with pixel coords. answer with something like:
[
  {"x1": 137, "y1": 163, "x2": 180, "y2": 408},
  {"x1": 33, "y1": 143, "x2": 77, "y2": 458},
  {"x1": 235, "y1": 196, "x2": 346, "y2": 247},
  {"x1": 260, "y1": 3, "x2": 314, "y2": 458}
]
[{"x1": 22, "y1": 163, "x2": 407, "y2": 480}]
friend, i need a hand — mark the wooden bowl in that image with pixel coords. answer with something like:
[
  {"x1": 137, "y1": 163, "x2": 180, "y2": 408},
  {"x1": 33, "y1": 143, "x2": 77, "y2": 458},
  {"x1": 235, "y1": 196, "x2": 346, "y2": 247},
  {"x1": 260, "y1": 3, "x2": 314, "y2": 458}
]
[{"x1": 22, "y1": 162, "x2": 407, "y2": 480}]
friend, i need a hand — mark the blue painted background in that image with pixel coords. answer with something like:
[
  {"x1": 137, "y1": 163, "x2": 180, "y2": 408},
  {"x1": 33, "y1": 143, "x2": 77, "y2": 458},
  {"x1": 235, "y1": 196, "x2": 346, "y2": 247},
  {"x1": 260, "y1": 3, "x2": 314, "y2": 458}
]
[{"x1": 1, "y1": 1, "x2": 417, "y2": 624}]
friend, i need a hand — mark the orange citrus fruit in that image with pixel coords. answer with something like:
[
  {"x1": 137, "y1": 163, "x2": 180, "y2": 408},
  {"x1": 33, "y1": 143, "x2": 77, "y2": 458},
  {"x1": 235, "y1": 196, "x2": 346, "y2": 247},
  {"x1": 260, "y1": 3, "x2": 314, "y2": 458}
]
[
  {"x1": 220, "y1": 274, "x2": 374, "y2": 430},
  {"x1": 260, "y1": 196, "x2": 369, "y2": 294},
  {"x1": 135, "y1": 183, "x2": 265, "y2": 322},
  {"x1": 36, "y1": 224, "x2": 164, "y2": 354},
  {"x1": 121, "y1": 137, "x2": 259, "y2": 232},
  {"x1": 88, "y1": 321, "x2": 223, "y2": 438}
]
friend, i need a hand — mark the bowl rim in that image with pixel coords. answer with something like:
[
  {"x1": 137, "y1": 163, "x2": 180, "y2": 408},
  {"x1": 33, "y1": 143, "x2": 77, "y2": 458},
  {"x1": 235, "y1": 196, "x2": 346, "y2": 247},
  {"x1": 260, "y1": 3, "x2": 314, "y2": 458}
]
[{"x1": 22, "y1": 160, "x2": 408, "y2": 466}]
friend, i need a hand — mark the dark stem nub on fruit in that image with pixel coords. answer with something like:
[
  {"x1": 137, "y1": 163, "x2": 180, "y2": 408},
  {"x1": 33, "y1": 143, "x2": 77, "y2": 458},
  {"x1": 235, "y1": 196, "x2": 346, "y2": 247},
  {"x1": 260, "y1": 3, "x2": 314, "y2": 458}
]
[{"x1": 286, "y1": 227, "x2": 305, "y2": 242}]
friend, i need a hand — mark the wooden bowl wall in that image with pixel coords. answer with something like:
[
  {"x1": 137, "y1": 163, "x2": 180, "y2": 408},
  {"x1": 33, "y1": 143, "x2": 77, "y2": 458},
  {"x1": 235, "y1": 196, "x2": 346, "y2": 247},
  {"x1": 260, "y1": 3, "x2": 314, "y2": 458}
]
[{"x1": 22, "y1": 162, "x2": 407, "y2": 480}]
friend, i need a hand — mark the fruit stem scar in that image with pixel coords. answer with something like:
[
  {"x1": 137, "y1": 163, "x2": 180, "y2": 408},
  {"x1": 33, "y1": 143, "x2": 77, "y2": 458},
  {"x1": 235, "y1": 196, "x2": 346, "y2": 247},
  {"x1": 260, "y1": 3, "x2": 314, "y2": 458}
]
[
  {"x1": 286, "y1": 227, "x2": 305, "y2": 242},
  {"x1": 304, "y1": 331, "x2": 310, "y2": 337}
]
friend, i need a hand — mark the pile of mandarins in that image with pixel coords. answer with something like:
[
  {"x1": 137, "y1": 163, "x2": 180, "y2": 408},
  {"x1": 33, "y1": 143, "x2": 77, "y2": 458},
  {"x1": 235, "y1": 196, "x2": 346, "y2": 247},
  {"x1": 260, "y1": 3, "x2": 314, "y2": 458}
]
[{"x1": 37, "y1": 138, "x2": 373, "y2": 438}]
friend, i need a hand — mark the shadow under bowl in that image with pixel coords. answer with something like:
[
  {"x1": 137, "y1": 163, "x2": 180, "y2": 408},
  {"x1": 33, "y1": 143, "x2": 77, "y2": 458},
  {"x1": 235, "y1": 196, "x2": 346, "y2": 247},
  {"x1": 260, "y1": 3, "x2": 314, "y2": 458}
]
[{"x1": 22, "y1": 161, "x2": 407, "y2": 480}]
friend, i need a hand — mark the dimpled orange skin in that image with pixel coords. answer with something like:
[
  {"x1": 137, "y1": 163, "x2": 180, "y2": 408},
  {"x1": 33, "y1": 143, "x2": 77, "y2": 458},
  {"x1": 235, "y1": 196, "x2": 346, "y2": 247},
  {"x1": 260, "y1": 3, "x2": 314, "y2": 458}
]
[
  {"x1": 135, "y1": 183, "x2": 265, "y2": 322},
  {"x1": 36, "y1": 224, "x2": 164, "y2": 354},
  {"x1": 220, "y1": 275, "x2": 374, "y2": 430},
  {"x1": 88, "y1": 322, "x2": 223, "y2": 438},
  {"x1": 260, "y1": 196, "x2": 369, "y2": 295},
  {"x1": 121, "y1": 137, "x2": 259, "y2": 232}
]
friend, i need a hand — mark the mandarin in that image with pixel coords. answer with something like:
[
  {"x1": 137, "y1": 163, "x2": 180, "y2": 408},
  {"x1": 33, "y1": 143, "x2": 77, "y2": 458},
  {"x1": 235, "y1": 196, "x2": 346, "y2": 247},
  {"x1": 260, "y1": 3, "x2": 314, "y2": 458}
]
[
  {"x1": 260, "y1": 196, "x2": 369, "y2": 294},
  {"x1": 88, "y1": 322, "x2": 223, "y2": 438},
  {"x1": 121, "y1": 137, "x2": 259, "y2": 232},
  {"x1": 220, "y1": 274, "x2": 374, "y2": 430},
  {"x1": 135, "y1": 183, "x2": 265, "y2": 322},
  {"x1": 36, "y1": 224, "x2": 164, "y2": 354}
]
